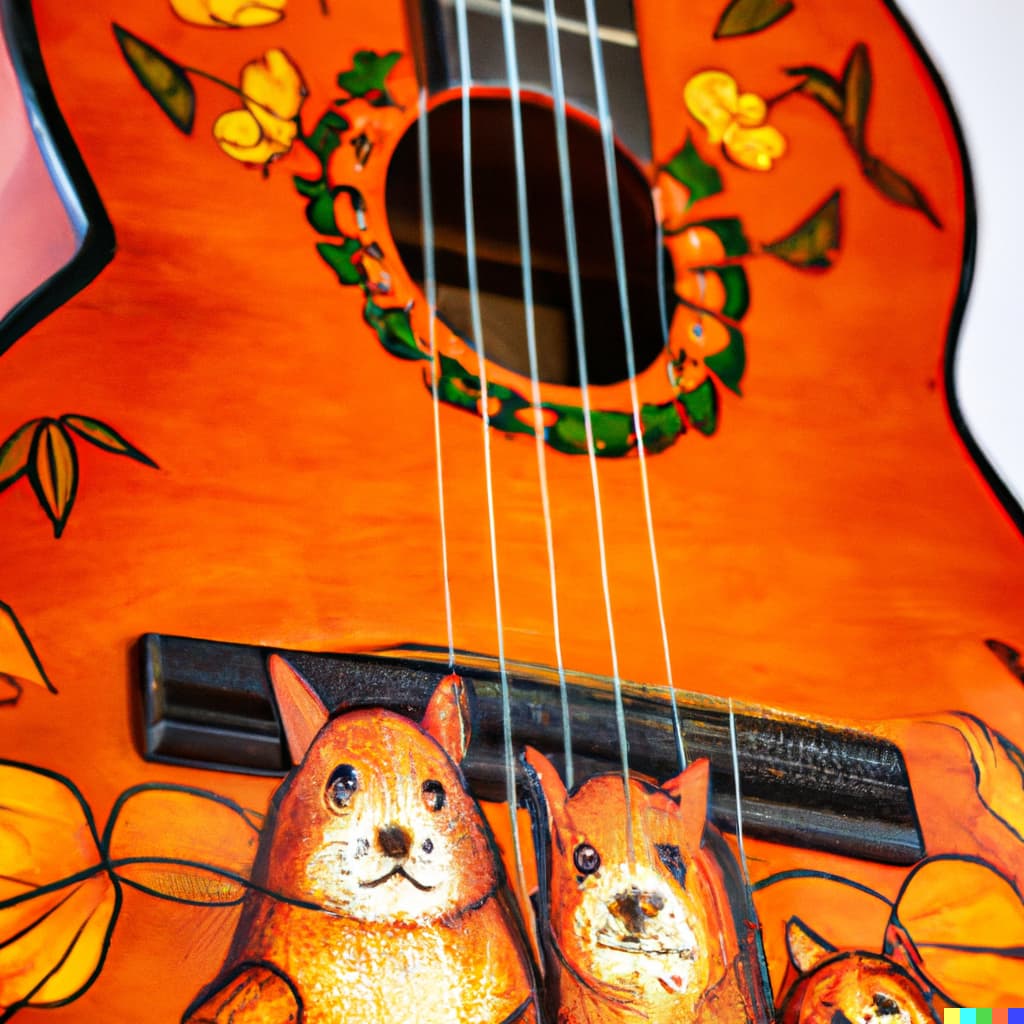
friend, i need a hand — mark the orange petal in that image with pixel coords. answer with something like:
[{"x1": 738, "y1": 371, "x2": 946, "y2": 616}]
[
  {"x1": 106, "y1": 785, "x2": 262, "y2": 905},
  {"x1": 676, "y1": 269, "x2": 727, "y2": 313},
  {"x1": 892, "y1": 856, "x2": 1024, "y2": 1006},
  {"x1": 0, "y1": 875, "x2": 116, "y2": 1013},
  {"x1": 665, "y1": 225, "x2": 728, "y2": 270},
  {"x1": 0, "y1": 763, "x2": 103, "y2": 896},
  {"x1": 0, "y1": 601, "x2": 53, "y2": 692}
]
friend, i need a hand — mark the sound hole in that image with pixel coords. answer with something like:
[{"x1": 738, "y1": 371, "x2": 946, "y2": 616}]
[{"x1": 385, "y1": 95, "x2": 673, "y2": 387}]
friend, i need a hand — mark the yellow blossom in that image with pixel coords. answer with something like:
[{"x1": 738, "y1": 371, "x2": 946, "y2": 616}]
[
  {"x1": 684, "y1": 70, "x2": 786, "y2": 172},
  {"x1": 170, "y1": 0, "x2": 286, "y2": 28},
  {"x1": 213, "y1": 49, "x2": 306, "y2": 166}
]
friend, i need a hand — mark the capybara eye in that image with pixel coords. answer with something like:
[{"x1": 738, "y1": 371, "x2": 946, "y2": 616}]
[
  {"x1": 422, "y1": 779, "x2": 446, "y2": 811},
  {"x1": 326, "y1": 764, "x2": 358, "y2": 810},
  {"x1": 873, "y1": 994, "x2": 900, "y2": 1017},
  {"x1": 573, "y1": 843, "x2": 601, "y2": 875}
]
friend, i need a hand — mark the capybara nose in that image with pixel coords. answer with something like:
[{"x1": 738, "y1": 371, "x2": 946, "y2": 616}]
[
  {"x1": 377, "y1": 823, "x2": 411, "y2": 859},
  {"x1": 609, "y1": 889, "x2": 665, "y2": 933}
]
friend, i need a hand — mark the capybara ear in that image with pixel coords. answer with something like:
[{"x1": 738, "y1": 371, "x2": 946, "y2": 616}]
[
  {"x1": 421, "y1": 673, "x2": 472, "y2": 763},
  {"x1": 268, "y1": 654, "x2": 329, "y2": 763},
  {"x1": 662, "y1": 757, "x2": 711, "y2": 850},
  {"x1": 786, "y1": 916, "x2": 837, "y2": 974},
  {"x1": 524, "y1": 746, "x2": 570, "y2": 836}
]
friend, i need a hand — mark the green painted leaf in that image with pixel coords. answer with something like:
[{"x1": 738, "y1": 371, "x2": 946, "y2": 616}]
[
  {"x1": 317, "y1": 239, "x2": 363, "y2": 285},
  {"x1": 487, "y1": 391, "x2": 535, "y2": 438},
  {"x1": 293, "y1": 175, "x2": 326, "y2": 199},
  {"x1": 763, "y1": 190, "x2": 842, "y2": 269},
  {"x1": 436, "y1": 374, "x2": 481, "y2": 411},
  {"x1": 365, "y1": 304, "x2": 427, "y2": 361},
  {"x1": 702, "y1": 321, "x2": 747, "y2": 395},
  {"x1": 681, "y1": 218, "x2": 750, "y2": 257},
  {"x1": 639, "y1": 402, "x2": 684, "y2": 453},
  {"x1": 61, "y1": 415, "x2": 158, "y2": 467},
  {"x1": 113, "y1": 24, "x2": 194, "y2": 134},
  {"x1": 714, "y1": 0, "x2": 795, "y2": 38},
  {"x1": 862, "y1": 155, "x2": 942, "y2": 228},
  {"x1": 306, "y1": 191, "x2": 340, "y2": 235},
  {"x1": 306, "y1": 110, "x2": 349, "y2": 163},
  {"x1": 545, "y1": 408, "x2": 635, "y2": 457},
  {"x1": 678, "y1": 378, "x2": 719, "y2": 436},
  {"x1": 786, "y1": 65, "x2": 843, "y2": 117},
  {"x1": 337, "y1": 50, "x2": 402, "y2": 106},
  {"x1": 842, "y1": 44, "x2": 872, "y2": 154},
  {"x1": 662, "y1": 136, "x2": 722, "y2": 208},
  {"x1": 0, "y1": 419, "x2": 40, "y2": 493},
  {"x1": 692, "y1": 265, "x2": 750, "y2": 320}
]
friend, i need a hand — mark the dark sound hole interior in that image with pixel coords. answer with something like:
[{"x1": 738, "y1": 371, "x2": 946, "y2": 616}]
[{"x1": 385, "y1": 96, "x2": 673, "y2": 388}]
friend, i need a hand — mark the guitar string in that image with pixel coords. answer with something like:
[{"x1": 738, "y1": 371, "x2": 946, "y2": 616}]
[
  {"x1": 496, "y1": 0, "x2": 575, "y2": 790},
  {"x1": 580, "y1": 0, "x2": 685, "y2": 792},
  {"x1": 541, "y1": 0, "x2": 635, "y2": 860},
  {"x1": 728, "y1": 697, "x2": 752, "y2": 886},
  {"x1": 417, "y1": 85, "x2": 456, "y2": 669},
  {"x1": 452, "y1": 0, "x2": 531, "y2": 908},
  {"x1": 654, "y1": 214, "x2": 687, "y2": 772}
]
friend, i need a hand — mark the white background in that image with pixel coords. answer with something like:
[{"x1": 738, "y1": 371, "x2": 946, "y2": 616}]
[{"x1": 900, "y1": 0, "x2": 1023, "y2": 511}]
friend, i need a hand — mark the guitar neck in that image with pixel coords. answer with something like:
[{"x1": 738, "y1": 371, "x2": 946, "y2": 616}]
[{"x1": 414, "y1": 0, "x2": 653, "y2": 159}]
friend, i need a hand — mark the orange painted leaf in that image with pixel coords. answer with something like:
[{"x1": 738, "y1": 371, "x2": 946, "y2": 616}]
[
  {"x1": 106, "y1": 785, "x2": 263, "y2": 905},
  {"x1": 0, "y1": 762, "x2": 115, "y2": 1018},
  {"x1": 0, "y1": 419, "x2": 40, "y2": 493},
  {"x1": 891, "y1": 856, "x2": 1024, "y2": 1006},
  {"x1": 27, "y1": 420, "x2": 78, "y2": 538},
  {"x1": 61, "y1": 414, "x2": 158, "y2": 467},
  {"x1": 0, "y1": 599, "x2": 54, "y2": 693}
]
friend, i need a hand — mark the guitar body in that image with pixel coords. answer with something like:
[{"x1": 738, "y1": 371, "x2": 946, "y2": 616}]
[{"x1": 2, "y1": 0, "x2": 1023, "y2": 1019}]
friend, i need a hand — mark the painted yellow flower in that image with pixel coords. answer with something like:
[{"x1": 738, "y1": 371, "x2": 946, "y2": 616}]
[
  {"x1": 684, "y1": 70, "x2": 785, "y2": 172},
  {"x1": 170, "y1": 0, "x2": 286, "y2": 28},
  {"x1": 213, "y1": 49, "x2": 306, "y2": 166}
]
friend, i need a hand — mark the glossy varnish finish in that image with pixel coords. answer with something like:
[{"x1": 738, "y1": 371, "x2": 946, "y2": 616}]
[{"x1": 1, "y1": 0, "x2": 1023, "y2": 1019}]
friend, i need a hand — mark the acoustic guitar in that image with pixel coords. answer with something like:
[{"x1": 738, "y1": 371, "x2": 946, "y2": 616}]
[{"x1": 2, "y1": 0, "x2": 1023, "y2": 1020}]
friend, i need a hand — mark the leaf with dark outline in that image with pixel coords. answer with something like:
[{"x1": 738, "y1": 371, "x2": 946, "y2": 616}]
[
  {"x1": 704, "y1": 325, "x2": 747, "y2": 395},
  {"x1": 0, "y1": 599, "x2": 56, "y2": 694},
  {"x1": 785, "y1": 65, "x2": 844, "y2": 117},
  {"x1": 841, "y1": 43, "x2": 872, "y2": 155},
  {"x1": 27, "y1": 420, "x2": 78, "y2": 539},
  {"x1": 112, "y1": 24, "x2": 195, "y2": 134},
  {"x1": 862, "y1": 154, "x2": 942, "y2": 228},
  {"x1": 639, "y1": 402, "x2": 685, "y2": 453},
  {"x1": 763, "y1": 190, "x2": 842, "y2": 269},
  {"x1": 336, "y1": 50, "x2": 402, "y2": 106},
  {"x1": 317, "y1": 238, "x2": 363, "y2": 285},
  {"x1": 678, "y1": 377, "x2": 720, "y2": 436},
  {"x1": 61, "y1": 415, "x2": 158, "y2": 468},
  {"x1": 0, "y1": 419, "x2": 40, "y2": 493},
  {"x1": 662, "y1": 136, "x2": 723, "y2": 208},
  {"x1": 305, "y1": 110, "x2": 349, "y2": 164},
  {"x1": 714, "y1": 0, "x2": 795, "y2": 38}
]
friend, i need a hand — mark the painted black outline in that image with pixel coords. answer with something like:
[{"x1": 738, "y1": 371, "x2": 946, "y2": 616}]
[
  {"x1": 0, "y1": 598, "x2": 55, "y2": 693},
  {"x1": 0, "y1": 0, "x2": 115, "y2": 357},
  {"x1": 886, "y1": 852, "x2": 1024, "y2": 1008},
  {"x1": 883, "y1": 0, "x2": 1024, "y2": 534}
]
